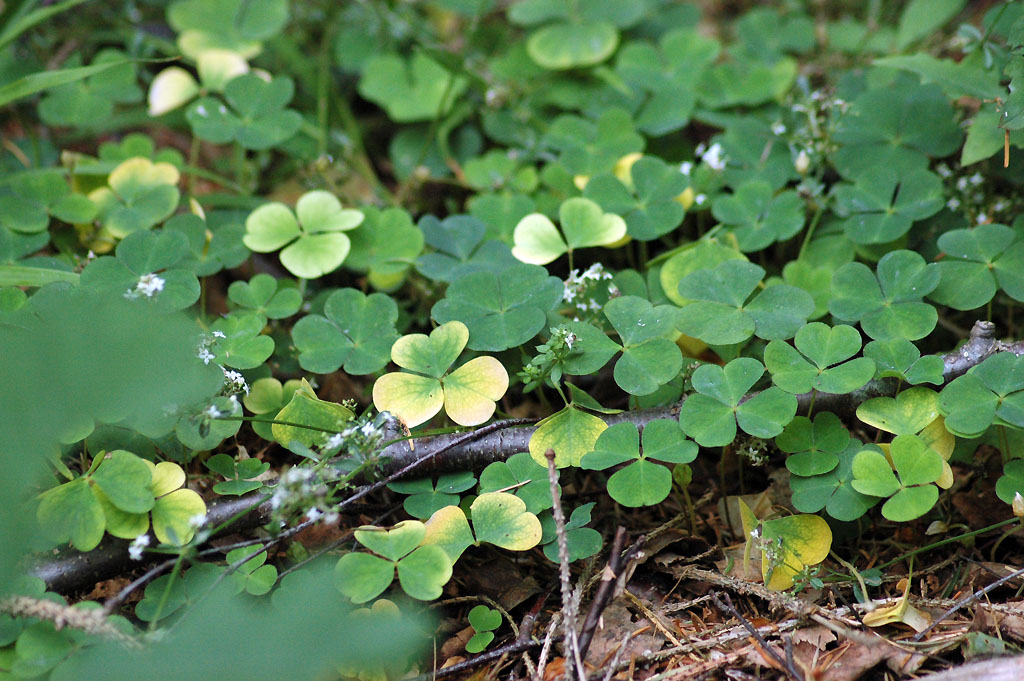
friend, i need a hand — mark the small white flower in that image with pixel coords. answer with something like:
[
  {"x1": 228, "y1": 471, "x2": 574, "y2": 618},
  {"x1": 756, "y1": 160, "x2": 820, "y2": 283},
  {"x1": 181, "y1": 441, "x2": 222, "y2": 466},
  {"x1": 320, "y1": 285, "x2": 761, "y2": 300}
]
[
  {"x1": 188, "y1": 513, "x2": 207, "y2": 529},
  {"x1": 129, "y1": 534, "x2": 150, "y2": 560},
  {"x1": 977, "y1": 213, "x2": 988, "y2": 224},
  {"x1": 702, "y1": 143, "x2": 726, "y2": 171},
  {"x1": 135, "y1": 273, "x2": 165, "y2": 298},
  {"x1": 679, "y1": 161, "x2": 693, "y2": 176},
  {"x1": 564, "y1": 332, "x2": 577, "y2": 351},
  {"x1": 324, "y1": 511, "x2": 340, "y2": 525},
  {"x1": 771, "y1": 121, "x2": 786, "y2": 136},
  {"x1": 360, "y1": 422, "x2": 378, "y2": 438},
  {"x1": 969, "y1": 173, "x2": 984, "y2": 186},
  {"x1": 306, "y1": 507, "x2": 323, "y2": 522},
  {"x1": 212, "y1": 331, "x2": 226, "y2": 339},
  {"x1": 956, "y1": 177, "x2": 969, "y2": 191},
  {"x1": 694, "y1": 193, "x2": 708, "y2": 206},
  {"x1": 325, "y1": 432, "x2": 344, "y2": 450},
  {"x1": 197, "y1": 347, "x2": 215, "y2": 365},
  {"x1": 946, "y1": 198, "x2": 961, "y2": 210},
  {"x1": 222, "y1": 368, "x2": 249, "y2": 394},
  {"x1": 204, "y1": 403, "x2": 222, "y2": 419}
]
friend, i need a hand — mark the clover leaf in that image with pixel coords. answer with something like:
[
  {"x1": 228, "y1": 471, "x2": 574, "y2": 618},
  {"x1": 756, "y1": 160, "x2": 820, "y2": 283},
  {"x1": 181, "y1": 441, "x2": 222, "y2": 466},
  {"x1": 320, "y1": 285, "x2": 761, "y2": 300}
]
[
  {"x1": 387, "y1": 472, "x2": 477, "y2": 520},
  {"x1": 542, "y1": 108, "x2": 644, "y2": 177},
  {"x1": 711, "y1": 181, "x2": 804, "y2": 252},
  {"x1": 832, "y1": 168, "x2": 944, "y2": 244},
  {"x1": 512, "y1": 197, "x2": 627, "y2": 265},
  {"x1": 863, "y1": 339, "x2": 944, "y2": 386},
  {"x1": 529, "y1": 405, "x2": 608, "y2": 468},
  {"x1": 148, "y1": 50, "x2": 249, "y2": 116},
  {"x1": 466, "y1": 605, "x2": 501, "y2": 653},
  {"x1": 420, "y1": 492, "x2": 543, "y2": 566},
  {"x1": 373, "y1": 321, "x2": 509, "y2": 428},
  {"x1": 857, "y1": 387, "x2": 941, "y2": 436},
  {"x1": 243, "y1": 190, "x2": 363, "y2": 279},
  {"x1": 679, "y1": 358, "x2": 797, "y2": 447},
  {"x1": 776, "y1": 412, "x2": 850, "y2": 477},
  {"x1": 431, "y1": 263, "x2": 562, "y2": 352},
  {"x1": 38, "y1": 49, "x2": 142, "y2": 128},
  {"x1": 79, "y1": 230, "x2": 200, "y2": 312},
  {"x1": 996, "y1": 459, "x2": 1024, "y2": 506},
  {"x1": 346, "y1": 206, "x2": 424, "y2": 290},
  {"x1": 603, "y1": 296, "x2": 683, "y2": 395},
  {"x1": 415, "y1": 214, "x2": 519, "y2": 282},
  {"x1": 583, "y1": 156, "x2": 688, "y2": 240},
  {"x1": 227, "y1": 273, "x2": 300, "y2": 323},
  {"x1": 659, "y1": 239, "x2": 746, "y2": 307},
  {"x1": 211, "y1": 312, "x2": 274, "y2": 370},
  {"x1": 930, "y1": 224, "x2": 1024, "y2": 310},
  {"x1": 37, "y1": 451, "x2": 207, "y2": 551},
  {"x1": 335, "y1": 521, "x2": 453, "y2": 603},
  {"x1": 478, "y1": 452, "x2": 554, "y2": 514},
  {"x1": 167, "y1": 0, "x2": 288, "y2": 56},
  {"x1": 292, "y1": 288, "x2": 398, "y2": 375},
  {"x1": 833, "y1": 81, "x2": 962, "y2": 178},
  {"x1": 613, "y1": 29, "x2": 719, "y2": 135},
  {"x1": 581, "y1": 420, "x2": 697, "y2": 507},
  {"x1": 939, "y1": 352, "x2": 1024, "y2": 437},
  {"x1": 242, "y1": 376, "x2": 302, "y2": 441},
  {"x1": 790, "y1": 439, "x2": 878, "y2": 521},
  {"x1": 358, "y1": 52, "x2": 468, "y2": 122},
  {"x1": 764, "y1": 323, "x2": 874, "y2": 395},
  {"x1": 851, "y1": 435, "x2": 943, "y2": 521},
  {"x1": 186, "y1": 74, "x2": 302, "y2": 149},
  {"x1": 0, "y1": 170, "x2": 95, "y2": 235},
  {"x1": 271, "y1": 379, "x2": 354, "y2": 450},
  {"x1": 204, "y1": 453, "x2": 270, "y2": 496},
  {"x1": 165, "y1": 212, "x2": 249, "y2": 277},
  {"x1": 226, "y1": 545, "x2": 278, "y2": 596},
  {"x1": 539, "y1": 502, "x2": 604, "y2": 563},
  {"x1": 675, "y1": 260, "x2": 813, "y2": 345},
  {"x1": 175, "y1": 395, "x2": 243, "y2": 450},
  {"x1": 527, "y1": 20, "x2": 618, "y2": 70},
  {"x1": 748, "y1": 510, "x2": 832, "y2": 591},
  {"x1": 87, "y1": 157, "x2": 181, "y2": 240},
  {"x1": 830, "y1": 249, "x2": 940, "y2": 341}
]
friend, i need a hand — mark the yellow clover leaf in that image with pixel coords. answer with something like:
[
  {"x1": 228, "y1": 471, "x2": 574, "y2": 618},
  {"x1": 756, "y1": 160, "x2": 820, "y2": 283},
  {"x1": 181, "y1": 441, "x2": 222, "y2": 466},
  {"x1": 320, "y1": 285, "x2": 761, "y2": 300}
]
[{"x1": 373, "y1": 321, "x2": 508, "y2": 428}]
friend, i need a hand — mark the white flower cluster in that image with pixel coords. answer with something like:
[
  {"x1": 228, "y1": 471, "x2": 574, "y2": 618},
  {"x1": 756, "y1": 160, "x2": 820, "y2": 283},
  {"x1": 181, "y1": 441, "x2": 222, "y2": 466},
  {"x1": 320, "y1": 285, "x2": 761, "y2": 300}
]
[
  {"x1": 196, "y1": 330, "x2": 226, "y2": 365},
  {"x1": 695, "y1": 142, "x2": 727, "y2": 172},
  {"x1": 562, "y1": 263, "x2": 615, "y2": 321},
  {"x1": 936, "y1": 163, "x2": 1014, "y2": 224},
  {"x1": 128, "y1": 533, "x2": 150, "y2": 560},
  {"x1": 222, "y1": 368, "x2": 249, "y2": 395},
  {"x1": 124, "y1": 273, "x2": 165, "y2": 300}
]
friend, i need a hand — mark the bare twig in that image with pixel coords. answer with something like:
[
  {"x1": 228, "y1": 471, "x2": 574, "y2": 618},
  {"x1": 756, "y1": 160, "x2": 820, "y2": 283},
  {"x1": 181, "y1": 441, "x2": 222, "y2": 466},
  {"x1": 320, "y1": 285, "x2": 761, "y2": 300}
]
[
  {"x1": 577, "y1": 527, "x2": 628, "y2": 661},
  {"x1": 710, "y1": 591, "x2": 804, "y2": 681},
  {"x1": 546, "y1": 448, "x2": 585, "y2": 681},
  {"x1": 911, "y1": 563, "x2": 1024, "y2": 641}
]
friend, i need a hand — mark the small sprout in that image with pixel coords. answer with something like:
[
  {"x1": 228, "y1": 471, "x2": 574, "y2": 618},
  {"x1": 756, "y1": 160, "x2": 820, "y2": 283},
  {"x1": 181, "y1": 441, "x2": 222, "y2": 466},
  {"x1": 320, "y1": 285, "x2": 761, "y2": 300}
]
[{"x1": 1013, "y1": 492, "x2": 1024, "y2": 518}]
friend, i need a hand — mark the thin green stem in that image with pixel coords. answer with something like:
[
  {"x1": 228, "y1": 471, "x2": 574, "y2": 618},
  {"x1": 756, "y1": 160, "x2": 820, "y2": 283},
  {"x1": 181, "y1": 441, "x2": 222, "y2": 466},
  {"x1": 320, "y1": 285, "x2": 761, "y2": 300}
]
[
  {"x1": 797, "y1": 201, "x2": 825, "y2": 260},
  {"x1": 872, "y1": 517, "x2": 1019, "y2": 572},
  {"x1": 147, "y1": 554, "x2": 188, "y2": 632}
]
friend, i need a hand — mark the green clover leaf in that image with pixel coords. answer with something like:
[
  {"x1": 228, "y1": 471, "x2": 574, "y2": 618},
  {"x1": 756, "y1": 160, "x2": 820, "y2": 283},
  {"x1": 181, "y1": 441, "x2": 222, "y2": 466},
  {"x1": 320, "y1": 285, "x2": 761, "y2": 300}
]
[
  {"x1": 675, "y1": 260, "x2": 813, "y2": 344},
  {"x1": 466, "y1": 605, "x2": 501, "y2": 653},
  {"x1": 211, "y1": 312, "x2": 274, "y2": 370},
  {"x1": 863, "y1": 339, "x2": 944, "y2": 386},
  {"x1": 387, "y1": 472, "x2": 477, "y2": 520},
  {"x1": 857, "y1": 386, "x2": 941, "y2": 436},
  {"x1": 346, "y1": 206, "x2": 424, "y2": 290},
  {"x1": 603, "y1": 296, "x2": 683, "y2": 395},
  {"x1": 659, "y1": 239, "x2": 746, "y2": 307},
  {"x1": 679, "y1": 358, "x2": 797, "y2": 447},
  {"x1": 243, "y1": 190, "x2": 364, "y2": 279},
  {"x1": 292, "y1": 288, "x2": 398, "y2": 375},
  {"x1": 0, "y1": 170, "x2": 95, "y2": 235},
  {"x1": 226, "y1": 545, "x2": 278, "y2": 596},
  {"x1": 851, "y1": 435, "x2": 943, "y2": 521},
  {"x1": 415, "y1": 214, "x2": 518, "y2": 282},
  {"x1": 832, "y1": 80, "x2": 962, "y2": 178},
  {"x1": 539, "y1": 502, "x2": 604, "y2": 563},
  {"x1": 478, "y1": 452, "x2": 554, "y2": 514},
  {"x1": 242, "y1": 376, "x2": 302, "y2": 441},
  {"x1": 940, "y1": 352, "x2": 1024, "y2": 437},
  {"x1": 711, "y1": 181, "x2": 804, "y2": 252},
  {"x1": 930, "y1": 224, "x2": 1024, "y2": 310},
  {"x1": 38, "y1": 49, "x2": 141, "y2": 128},
  {"x1": 372, "y1": 321, "x2": 509, "y2": 428},
  {"x1": 764, "y1": 322, "x2": 875, "y2": 395},
  {"x1": 614, "y1": 29, "x2": 719, "y2": 135},
  {"x1": 204, "y1": 453, "x2": 270, "y2": 496},
  {"x1": 542, "y1": 108, "x2": 644, "y2": 177},
  {"x1": 830, "y1": 249, "x2": 940, "y2": 341},
  {"x1": 583, "y1": 156, "x2": 688, "y2": 240},
  {"x1": 996, "y1": 459, "x2": 1024, "y2": 506},
  {"x1": 512, "y1": 197, "x2": 627, "y2": 265},
  {"x1": 790, "y1": 439, "x2": 878, "y2": 521},
  {"x1": 186, "y1": 74, "x2": 302, "y2": 149},
  {"x1": 175, "y1": 395, "x2": 243, "y2": 450},
  {"x1": 228, "y1": 273, "x2": 301, "y2": 322},
  {"x1": 581, "y1": 420, "x2": 697, "y2": 507},
  {"x1": 431, "y1": 263, "x2": 562, "y2": 351},
  {"x1": 165, "y1": 212, "x2": 249, "y2": 277},
  {"x1": 87, "y1": 157, "x2": 181, "y2": 239},
  {"x1": 79, "y1": 230, "x2": 200, "y2": 312},
  {"x1": 776, "y1": 412, "x2": 850, "y2": 477},
  {"x1": 271, "y1": 379, "x2": 354, "y2": 450},
  {"x1": 358, "y1": 52, "x2": 468, "y2": 122},
  {"x1": 335, "y1": 520, "x2": 453, "y2": 603},
  {"x1": 168, "y1": 0, "x2": 288, "y2": 56},
  {"x1": 832, "y1": 168, "x2": 944, "y2": 244}
]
